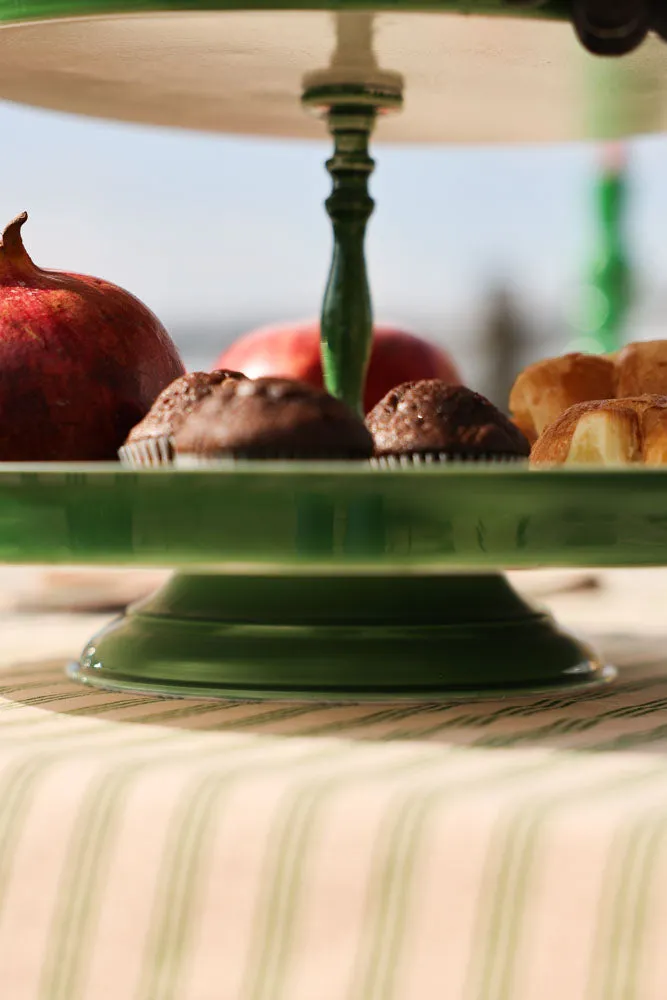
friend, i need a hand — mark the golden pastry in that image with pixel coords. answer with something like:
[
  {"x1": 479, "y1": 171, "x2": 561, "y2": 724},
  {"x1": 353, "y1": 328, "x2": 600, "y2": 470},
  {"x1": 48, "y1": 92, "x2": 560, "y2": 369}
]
[
  {"x1": 530, "y1": 395, "x2": 667, "y2": 467},
  {"x1": 509, "y1": 353, "x2": 616, "y2": 446},
  {"x1": 615, "y1": 341, "x2": 667, "y2": 398}
]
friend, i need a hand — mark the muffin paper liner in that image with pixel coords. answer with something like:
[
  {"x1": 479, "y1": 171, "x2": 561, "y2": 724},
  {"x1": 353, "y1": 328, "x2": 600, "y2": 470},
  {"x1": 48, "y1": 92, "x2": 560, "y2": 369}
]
[
  {"x1": 118, "y1": 437, "x2": 174, "y2": 468},
  {"x1": 174, "y1": 450, "x2": 370, "y2": 467},
  {"x1": 120, "y1": 445, "x2": 526, "y2": 470},
  {"x1": 174, "y1": 454, "x2": 239, "y2": 469},
  {"x1": 369, "y1": 452, "x2": 528, "y2": 468}
]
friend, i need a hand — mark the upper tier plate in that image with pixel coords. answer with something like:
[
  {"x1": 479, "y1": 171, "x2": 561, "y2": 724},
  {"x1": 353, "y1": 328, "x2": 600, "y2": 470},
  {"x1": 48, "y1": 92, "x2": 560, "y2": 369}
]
[
  {"x1": 0, "y1": 5, "x2": 665, "y2": 142},
  {"x1": 3, "y1": 462, "x2": 667, "y2": 570}
]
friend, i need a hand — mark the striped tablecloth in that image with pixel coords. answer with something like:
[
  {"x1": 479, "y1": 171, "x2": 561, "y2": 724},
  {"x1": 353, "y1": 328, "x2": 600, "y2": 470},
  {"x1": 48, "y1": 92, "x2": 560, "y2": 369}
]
[{"x1": 2, "y1": 570, "x2": 667, "y2": 1000}]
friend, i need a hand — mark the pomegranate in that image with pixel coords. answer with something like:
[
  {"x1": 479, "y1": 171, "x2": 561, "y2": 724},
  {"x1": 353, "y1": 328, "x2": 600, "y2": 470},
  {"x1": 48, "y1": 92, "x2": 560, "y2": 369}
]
[
  {"x1": 0, "y1": 213, "x2": 184, "y2": 460},
  {"x1": 215, "y1": 320, "x2": 461, "y2": 413}
]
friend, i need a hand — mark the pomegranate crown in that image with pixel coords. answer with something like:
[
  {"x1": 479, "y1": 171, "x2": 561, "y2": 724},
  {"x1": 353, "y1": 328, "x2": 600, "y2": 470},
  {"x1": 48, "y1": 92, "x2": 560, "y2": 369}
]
[{"x1": 0, "y1": 212, "x2": 30, "y2": 261}]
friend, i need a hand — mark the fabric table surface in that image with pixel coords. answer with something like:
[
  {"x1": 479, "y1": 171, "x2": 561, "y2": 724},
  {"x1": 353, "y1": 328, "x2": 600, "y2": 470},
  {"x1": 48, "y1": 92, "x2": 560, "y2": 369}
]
[{"x1": 1, "y1": 568, "x2": 667, "y2": 1000}]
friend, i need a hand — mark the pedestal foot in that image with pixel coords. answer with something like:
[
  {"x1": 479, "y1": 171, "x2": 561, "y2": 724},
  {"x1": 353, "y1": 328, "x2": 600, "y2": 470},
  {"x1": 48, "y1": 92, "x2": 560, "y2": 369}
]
[{"x1": 69, "y1": 572, "x2": 613, "y2": 700}]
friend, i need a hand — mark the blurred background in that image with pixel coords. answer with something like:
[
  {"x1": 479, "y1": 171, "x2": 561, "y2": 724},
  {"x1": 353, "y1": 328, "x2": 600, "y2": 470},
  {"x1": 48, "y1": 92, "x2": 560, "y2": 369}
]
[{"x1": 5, "y1": 99, "x2": 667, "y2": 409}]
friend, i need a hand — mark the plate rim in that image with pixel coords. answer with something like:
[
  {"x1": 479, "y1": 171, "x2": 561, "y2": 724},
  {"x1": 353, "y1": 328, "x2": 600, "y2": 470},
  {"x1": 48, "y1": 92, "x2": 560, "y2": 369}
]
[{"x1": 0, "y1": 1, "x2": 568, "y2": 28}]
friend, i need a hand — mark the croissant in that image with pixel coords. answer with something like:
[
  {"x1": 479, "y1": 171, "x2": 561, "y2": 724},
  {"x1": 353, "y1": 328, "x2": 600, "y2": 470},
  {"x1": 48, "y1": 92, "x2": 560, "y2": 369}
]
[
  {"x1": 530, "y1": 395, "x2": 667, "y2": 467},
  {"x1": 509, "y1": 353, "x2": 616, "y2": 445},
  {"x1": 615, "y1": 341, "x2": 667, "y2": 398},
  {"x1": 510, "y1": 341, "x2": 667, "y2": 445}
]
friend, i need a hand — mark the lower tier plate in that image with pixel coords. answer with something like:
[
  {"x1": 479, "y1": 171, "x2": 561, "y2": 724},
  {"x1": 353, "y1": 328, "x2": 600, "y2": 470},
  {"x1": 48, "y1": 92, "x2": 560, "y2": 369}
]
[
  {"x1": 0, "y1": 462, "x2": 665, "y2": 569},
  {"x1": 69, "y1": 572, "x2": 614, "y2": 699}
]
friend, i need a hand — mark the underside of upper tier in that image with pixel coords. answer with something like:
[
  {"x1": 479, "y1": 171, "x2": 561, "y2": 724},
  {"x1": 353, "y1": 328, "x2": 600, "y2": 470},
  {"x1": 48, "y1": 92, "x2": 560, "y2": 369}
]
[{"x1": 0, "y1": 6, "x2": 666, "y2": 143}]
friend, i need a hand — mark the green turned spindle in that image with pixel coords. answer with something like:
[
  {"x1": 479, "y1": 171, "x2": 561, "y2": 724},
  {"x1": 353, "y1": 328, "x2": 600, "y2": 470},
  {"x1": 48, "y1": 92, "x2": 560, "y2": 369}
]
[
  {"x1": 320, "y1": 103, "x2": 376, "y2": 413},
  {"x1": 303, "y1": 44, "x2": 402, "y2": 413}
]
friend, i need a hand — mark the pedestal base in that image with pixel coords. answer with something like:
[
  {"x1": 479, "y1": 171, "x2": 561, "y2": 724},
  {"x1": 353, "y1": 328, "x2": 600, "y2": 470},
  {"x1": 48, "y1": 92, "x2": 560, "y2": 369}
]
[{"x1": 69, "y1": 572, "x2": 613, "y2": 700}]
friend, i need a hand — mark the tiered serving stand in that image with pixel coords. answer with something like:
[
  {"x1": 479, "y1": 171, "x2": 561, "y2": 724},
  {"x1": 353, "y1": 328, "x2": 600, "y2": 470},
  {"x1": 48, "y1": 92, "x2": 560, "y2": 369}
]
[{"x1": 0, "y1": 0, "x2": 666, "y2": 698}]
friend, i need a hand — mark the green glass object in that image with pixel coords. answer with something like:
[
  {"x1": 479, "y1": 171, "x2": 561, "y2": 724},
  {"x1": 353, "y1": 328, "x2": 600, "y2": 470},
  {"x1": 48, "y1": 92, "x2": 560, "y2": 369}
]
[
  {"x1": 574, "y1": 145, "x2": 632, "y2": 355},
  {"x1": 69, "y1": 571, "x2": 612, "y2": 699}
]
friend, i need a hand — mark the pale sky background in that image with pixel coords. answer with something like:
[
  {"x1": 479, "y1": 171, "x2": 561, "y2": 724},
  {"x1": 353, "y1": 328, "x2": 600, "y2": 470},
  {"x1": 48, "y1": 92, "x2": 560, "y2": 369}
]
[{"x1": 5, "y1": 98, "x2": 667, "y2": 383}]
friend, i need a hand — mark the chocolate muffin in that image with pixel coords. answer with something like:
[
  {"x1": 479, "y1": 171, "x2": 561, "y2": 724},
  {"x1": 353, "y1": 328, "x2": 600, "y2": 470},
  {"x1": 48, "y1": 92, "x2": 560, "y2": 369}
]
[
  {"x1": 173, "y1": 377, "x2": 373, "y2": 463},
  {"x1": 119, "y1": 369, "x2": 246, "y2": 466},
  {"x1": 366, "y1": 380, "x2": 530, "y2": 462}
]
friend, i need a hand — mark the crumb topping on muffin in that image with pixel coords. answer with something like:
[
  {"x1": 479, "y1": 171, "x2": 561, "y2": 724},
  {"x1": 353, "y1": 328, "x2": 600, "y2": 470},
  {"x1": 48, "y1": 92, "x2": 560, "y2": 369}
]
[
  {"x1": 125, "y1": 369, "x2": 247, "y2": 443},
  {"x1": 366, "y1": 380, "x2": 530, "y2": 458},
  {"x1": 173, "y1": 376, "x2": 373, "y2": 459}
]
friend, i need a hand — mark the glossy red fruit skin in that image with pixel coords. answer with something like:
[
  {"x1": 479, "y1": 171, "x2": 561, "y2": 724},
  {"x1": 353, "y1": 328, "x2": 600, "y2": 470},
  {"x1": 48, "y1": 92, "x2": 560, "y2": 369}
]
[
  {"x1": 0, "y1": 213, "x2": 184, "y2": 461},
  {"x1": 215, "y1": 321, "x2": 461, "y2": 414}
]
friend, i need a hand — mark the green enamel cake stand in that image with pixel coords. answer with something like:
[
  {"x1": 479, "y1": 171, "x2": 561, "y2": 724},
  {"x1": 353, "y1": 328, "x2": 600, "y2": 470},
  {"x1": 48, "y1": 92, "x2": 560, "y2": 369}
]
[{"x1": 1, "y1": 1, "x2": 665, "y2": 698}]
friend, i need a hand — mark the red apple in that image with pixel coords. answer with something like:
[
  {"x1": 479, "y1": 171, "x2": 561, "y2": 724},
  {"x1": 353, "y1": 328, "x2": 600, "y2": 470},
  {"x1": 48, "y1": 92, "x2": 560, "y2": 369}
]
[{"x1": 214, "y1": 320, "x2": 461, "y2": 413}]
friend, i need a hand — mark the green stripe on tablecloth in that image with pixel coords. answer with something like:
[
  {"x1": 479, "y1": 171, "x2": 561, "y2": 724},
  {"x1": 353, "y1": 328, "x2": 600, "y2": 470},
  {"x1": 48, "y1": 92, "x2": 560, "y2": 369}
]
[
  {"x1": 0, "y1": 664, "x2": 74, "y2": 688},
  {"x1": 589, "y1": 724, "x2": 667, "y2": 752},
  {"x1": 298, "y1": 675, "x2": 667, "y2": 742},
  {"x1": 297, "y1": 703, "x2": 448, "y2": 738},
  {"x1": 0, "y1": 677, "x2": 72, "y2": 695},
  {"x1": 135, "y1": 774, "x2": 225, "y2": 1000},
  {"x1": 0, "y1": 732, "x2": 192, "y2": 941},
  {"x1": 0, "y1": 697, "x2": 324, "y2": 737},
  {"x1": 463, "y1": 765, "x2": 667, "y2": 1000},
  {"x1": 39, "y1": 735, "x2": 277, "y2": 1000},
  {"x1": 137, "y1": 701, "x2": 336, "y2": 731},
  {"x1": 0, "y1": 701, "x2": 204, "y2": 734},
  {"x1": 401, "y1": 695, "x2": 667, "y2": 742},
  {"x1": 0, "y1": 660, "x2": 666, "y2": 744},
  {"x1": 0, "y1": 682, "x2": 154, "y2": 709},
  {"x1": 0, "y1": 694, "x2": 158, "y2": 722},
  {"x1": 241, "y1": 748, "x2": 456, "y2": 1000},
  {"x1": 348, "y1": 755, "x2": 574, "y2": 1000},
  {"x1": 1, "y1": 714, "x2": 167, "y2": 745},
  {"x1": 0, "y1": 757, "x2": 60, "y2": 909},
  {"x1": 350, "y1": 795, "x2": 431, "y2": 1000},
  {"x1": 471, "y1": 709, "x2": 667, "y2": 751},
  {"x1": 137, "y1": 741, "x2": 374, "y2": 1000},
  {"x1": 245, "y1": 751, "x2": 574, "y2": 1000},
  {"x1": 299, "y1": 692, "x2": 667, "y2": 747},
  {"x1": 487, "y1": 672, "x2": 667, "y2": 714},
  {"x1": 601, "y1": 822, "x2": 662, "y2": 1000},
  {"x1": 243, "y1": 784, "x2": 325, "y2": 1000},
  {"x1": 38, "y1": 763, "x2": 143, "y2": 1000},
  {"x1": 588, "y1": 805, "x2": 667, "y2": 1000}
]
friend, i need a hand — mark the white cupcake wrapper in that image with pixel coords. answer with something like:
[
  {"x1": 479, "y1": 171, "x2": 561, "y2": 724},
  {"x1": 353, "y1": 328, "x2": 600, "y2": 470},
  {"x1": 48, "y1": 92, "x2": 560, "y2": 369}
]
[
  {"x1": 174, "y1": 451, "x2": 369, "y2": 467},
  {"x1": 369, "y1": 452, "x2": 528, "y2": 468},
  {"x1": 118, "y1": 437, "x2": 174, "y2": 468},
  {"x1": 174, "y1": 454, "x2": 237, "y2": 469},
  {"x1": 120, "y1": 443, "x2": 523, "y2": 470}
]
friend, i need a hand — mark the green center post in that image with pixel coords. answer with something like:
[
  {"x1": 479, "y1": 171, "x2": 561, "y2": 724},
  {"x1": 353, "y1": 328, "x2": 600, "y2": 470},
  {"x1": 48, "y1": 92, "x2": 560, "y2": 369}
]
[{"x1": 303, "y1": 76, "x2": 402, "y2": 413}]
